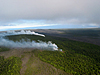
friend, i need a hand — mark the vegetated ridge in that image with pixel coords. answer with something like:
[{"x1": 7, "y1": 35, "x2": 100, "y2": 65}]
[{"x1": 0, "y1": 30, "x2": 100, "y2": 75}]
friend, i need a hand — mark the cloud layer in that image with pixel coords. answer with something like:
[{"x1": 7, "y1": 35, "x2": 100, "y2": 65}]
[{"x1": 0, "y1": 0, "x2": 100, "y2": 29}]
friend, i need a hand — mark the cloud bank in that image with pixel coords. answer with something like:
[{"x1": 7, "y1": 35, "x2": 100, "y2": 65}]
[{"x1": 0, "y1": 0, "x2": 100, "y2": 29}]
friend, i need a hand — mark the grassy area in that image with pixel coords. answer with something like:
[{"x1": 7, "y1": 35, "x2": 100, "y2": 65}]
[
  {"x1": 25, "y1": 53, "x2": 41, "y2": 75},
  {"x1": 0, "y1": 47, "x2": 10, "y2": 52},
  {"x1": 6, "y1": 34, "x2": 100, "y2": 74},
  {"x1": 34, "y1": 50, "x2": 100, "y2": 74},
  {"x1": 0, "y1": 56, "x2": 22, "y2": 75},
  {"x1": 24, "y1": 52, "x2": 68, "y2": 75}
]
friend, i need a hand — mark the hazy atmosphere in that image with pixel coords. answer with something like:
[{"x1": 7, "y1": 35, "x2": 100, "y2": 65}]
[
  {"x1": 0, "y1": 0, "x2": 100, "y2": 31},
  {"x1": 0, "y1": 1, "x2": 100, "y2": 74}
]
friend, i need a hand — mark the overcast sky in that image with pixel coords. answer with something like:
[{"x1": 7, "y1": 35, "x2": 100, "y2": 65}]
[{"x1": 0, "y1": 0, "x2": 100, "y2": 31}]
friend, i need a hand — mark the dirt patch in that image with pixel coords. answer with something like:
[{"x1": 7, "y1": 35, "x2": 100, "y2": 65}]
[
  {"x1": 0, "y1": 48, "x2": 33, "y2": 58},
  {"x1": 20, "y1": 53, "x2": 31, "y2": 75},
  {"x1": 25, "y1": 53, "x2": 71, "y2": 75},
  {"x1": 0, "y1": 48, "x2": 71, "y2": 75}
]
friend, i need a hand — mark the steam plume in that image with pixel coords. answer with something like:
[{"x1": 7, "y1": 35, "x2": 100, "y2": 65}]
[
  {"x1": 0, "y1": 30, "x2": 58, "y2": 51},
  {"x1": 0, "y1": 30, "x2": 45, "y2": 37},
  {"x1": 0, "y1": 38, "x2": 58, "y2": 51}
]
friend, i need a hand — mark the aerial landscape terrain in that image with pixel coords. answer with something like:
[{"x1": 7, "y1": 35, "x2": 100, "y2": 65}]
[
  {"x1": 0, "y1": 28, "x2": 100, "y2": 75},
  {"x1": 0, "y1": 0, "x2": 100, "y2": 75}
]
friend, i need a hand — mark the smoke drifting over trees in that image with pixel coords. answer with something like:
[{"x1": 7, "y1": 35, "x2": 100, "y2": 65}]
[{"x1": 0, "y1": 30, "x2": 58, "y2": 51}]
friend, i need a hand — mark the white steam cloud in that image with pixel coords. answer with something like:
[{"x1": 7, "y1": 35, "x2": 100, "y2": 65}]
[
  {"x1": 0, "y1": 38, "x2": 58, "y2": 51},
  {"x1": 0, "y1": 30, "x2": 45, "y2": 37},
  {"x1": 0, "y1": 30, "x2": 58, "y2": 51}
]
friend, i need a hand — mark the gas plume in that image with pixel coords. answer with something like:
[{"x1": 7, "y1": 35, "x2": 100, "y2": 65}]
[
  {"x1": 0, "y1": 30, "x2": 45, "y2": 37},
  {"x1": 0, "y1": 30, "x2": 58, "y2": 51}
]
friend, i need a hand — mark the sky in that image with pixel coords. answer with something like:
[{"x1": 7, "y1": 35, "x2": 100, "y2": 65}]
[{"x1": 0, "y1": 0, "x2": 100, "y2": 31}]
